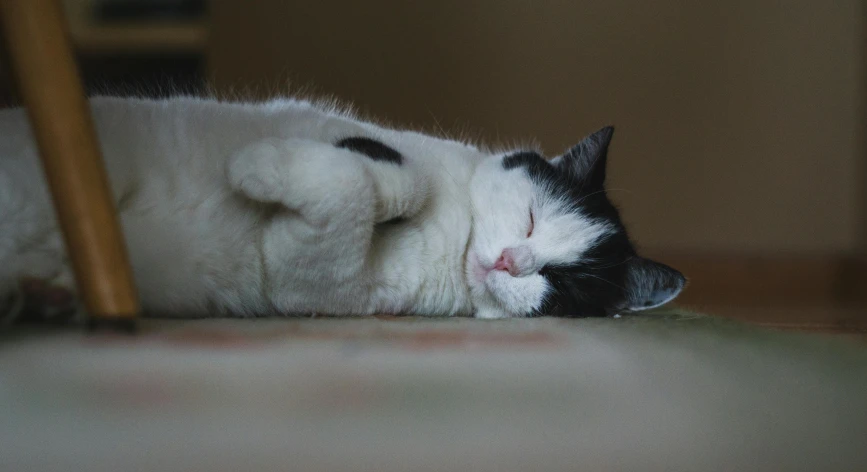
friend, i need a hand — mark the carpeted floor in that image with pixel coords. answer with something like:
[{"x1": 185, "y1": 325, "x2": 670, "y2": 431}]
[{"x1": 2, "y1": 309, "x2": 866, "y2": 471}]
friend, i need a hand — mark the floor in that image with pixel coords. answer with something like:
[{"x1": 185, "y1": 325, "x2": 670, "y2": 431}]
[
  {"x1": 1, "y1": 307, "x2": 866, "y2": 471},
  {"x1": 693, "y1": 303, "x2": 867, "y2": 342}
]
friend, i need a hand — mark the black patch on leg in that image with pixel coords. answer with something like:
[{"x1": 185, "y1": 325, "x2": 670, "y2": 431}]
[{"x1": 336, "y1": 137, "x2": 403, "y2": 165}]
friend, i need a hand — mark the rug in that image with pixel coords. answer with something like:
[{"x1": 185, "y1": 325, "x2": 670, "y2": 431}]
[{"x1": 2, "y1": 310, "x2": 866, "y2": 471}]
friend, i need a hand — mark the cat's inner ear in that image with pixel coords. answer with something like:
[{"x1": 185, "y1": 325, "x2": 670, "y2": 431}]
[
  {"x1": 621, "y1": 257, "x2": 686, "y2": 311},
  {"x1": 549, "y1": 126, "x2": 614, "y2": 188}
]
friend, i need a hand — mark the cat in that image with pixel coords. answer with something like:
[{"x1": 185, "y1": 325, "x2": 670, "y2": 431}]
[{"x1": 0, "y1": 95, "x2": 685, "y2": 320}]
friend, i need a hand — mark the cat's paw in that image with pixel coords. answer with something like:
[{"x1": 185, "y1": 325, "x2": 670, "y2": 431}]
[
  {"x1": 474, "y1": 307, "x2": 513, "y2": 319},
  {"x1": 0, "y1": 284, "x2": 25, "y2": 325},
  {"x1": 16, "y1": 272, "x2": 82, "y2": 324},
  {"x1": 228, "y1": 139, "x2": 288, "y2": 203}
]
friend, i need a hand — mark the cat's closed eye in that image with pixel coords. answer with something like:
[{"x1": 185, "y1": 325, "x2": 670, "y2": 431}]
[{"x1": 527, "y1": 209, "x2": 535, "y2": 238}]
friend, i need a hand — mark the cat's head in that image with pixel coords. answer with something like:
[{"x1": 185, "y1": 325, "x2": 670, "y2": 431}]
[{"x1": 467, "y1": 126, "x2": 685, "y2": 318}]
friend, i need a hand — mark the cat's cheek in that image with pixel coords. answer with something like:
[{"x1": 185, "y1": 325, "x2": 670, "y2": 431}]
[{"x1": 466, "y1": 250, "x2": 489, "y2": 286}]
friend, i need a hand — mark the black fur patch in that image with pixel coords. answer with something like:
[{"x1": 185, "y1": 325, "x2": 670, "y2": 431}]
[
  {"x1": 502, "y1": 151, "x2": 548, "y2": 171},
  {"x1": 336, "y1": 137, "x2": 403, "y2": 165}
]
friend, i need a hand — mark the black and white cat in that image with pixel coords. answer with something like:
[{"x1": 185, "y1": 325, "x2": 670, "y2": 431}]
[{"x1": 0, "y1": 96, "x2": 685, "y2": 319}]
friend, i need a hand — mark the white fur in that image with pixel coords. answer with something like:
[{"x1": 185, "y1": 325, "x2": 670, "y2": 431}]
[{"x1": 0, "y1": 96, "x2": 610, "y2": 318}]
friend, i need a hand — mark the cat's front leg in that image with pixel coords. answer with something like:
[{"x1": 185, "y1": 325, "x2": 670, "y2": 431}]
[
  {"x1": 334, "y1": 136, "x2": 432, "y2": 223},
  {"x1": 228, "y1": 138, "x2": 381, "y2": 310},
  {"x1": 228, "y1": 137, "x2": 430, "y2": 225},
  {"x1": 227, "y1": 138, "x2": 372, "y2": 227}
]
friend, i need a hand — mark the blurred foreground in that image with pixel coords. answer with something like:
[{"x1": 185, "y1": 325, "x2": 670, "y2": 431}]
[{"x1": 2, "y1": 313, "x2": 866, "y2": 471}]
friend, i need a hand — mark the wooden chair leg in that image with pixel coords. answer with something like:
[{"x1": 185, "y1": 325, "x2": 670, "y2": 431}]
[{"x1": 0, "y1": 0, "x2": 139, "y2": 329}]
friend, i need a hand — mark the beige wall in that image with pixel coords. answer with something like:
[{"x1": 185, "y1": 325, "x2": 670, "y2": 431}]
[{"x1": 209, "y1": 0, "x2": 864, "y2": 255}]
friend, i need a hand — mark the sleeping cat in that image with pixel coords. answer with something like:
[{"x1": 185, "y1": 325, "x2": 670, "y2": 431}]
[{"x1": 0, "y1": 96, "x2": 685, "y2": 320}]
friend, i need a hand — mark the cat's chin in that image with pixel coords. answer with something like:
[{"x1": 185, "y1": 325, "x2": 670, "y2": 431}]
[
  {"x1": 466, "y1": 251, "x2": 544, "y2": 318},
  {"x1": 473, "y1": 306, "x2": 513, "y2": 319},
  {"x1": 467, "y1": 278, "x2": 533, "y2": 319}
]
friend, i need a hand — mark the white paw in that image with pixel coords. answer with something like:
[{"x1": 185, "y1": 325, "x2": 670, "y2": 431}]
[
  {"x1": 474, "y1": 307, "x2": 513, "y2": 319},
  {"x1": 0, "y1": 285, "x2": 25, "y2": 325},
  {"x1": 228, "y1": 139, "x2": 287, "y2": 202}
]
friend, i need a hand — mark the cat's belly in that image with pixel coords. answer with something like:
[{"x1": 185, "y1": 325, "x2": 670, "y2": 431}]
[
  {"x1": 259, "y1": 220, "x2": 473, "y2": 317},
  {"x1": 365, "y1": 218, "x2": 474, "y2": 317},
  {"x1": 120, "y1": 193, "x2": 270, "y2": 317}
]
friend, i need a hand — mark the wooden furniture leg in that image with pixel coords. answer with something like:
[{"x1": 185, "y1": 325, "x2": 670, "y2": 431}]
[{"x1": 0, "y1": 0, "x2": 139, "y2": 329}]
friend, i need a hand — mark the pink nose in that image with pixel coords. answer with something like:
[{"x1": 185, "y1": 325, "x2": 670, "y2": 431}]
[{"x1": 493, "y1": 249, "x2": 518, "y2": 276}]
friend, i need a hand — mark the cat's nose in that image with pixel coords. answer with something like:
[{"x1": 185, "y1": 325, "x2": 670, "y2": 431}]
[
  {"x1": 494, "y1": 247, "x2": 535, "y2": 277},
  {"x1": 494, "y1": 249, "x2": 519, "y2": 276}
]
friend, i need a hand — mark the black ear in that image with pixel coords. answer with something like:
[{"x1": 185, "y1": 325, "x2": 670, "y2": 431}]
[
  {"x1": 550, "y1": 126, "x2": 614, "y2": 189},
  {"x1": 621, "y1": 257, "x2": 686, "y2": 311}
]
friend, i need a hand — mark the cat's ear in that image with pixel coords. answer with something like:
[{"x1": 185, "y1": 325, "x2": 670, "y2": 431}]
[
  {"x1": 549, "y1": 126, "x2": 614, "y2": 188},
  {"x1": 621, "y1": 257, "x2": 686, "y2": 311}
]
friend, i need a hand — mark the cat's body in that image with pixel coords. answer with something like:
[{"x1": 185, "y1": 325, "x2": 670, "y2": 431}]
[{"x1": 0, "y1": 96, "x2": 684, "y2": 319}]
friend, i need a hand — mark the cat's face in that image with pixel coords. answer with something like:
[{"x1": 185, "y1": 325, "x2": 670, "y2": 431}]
[{"x1": 467, "y1": 127, "x2": 685, "y2": 318}]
